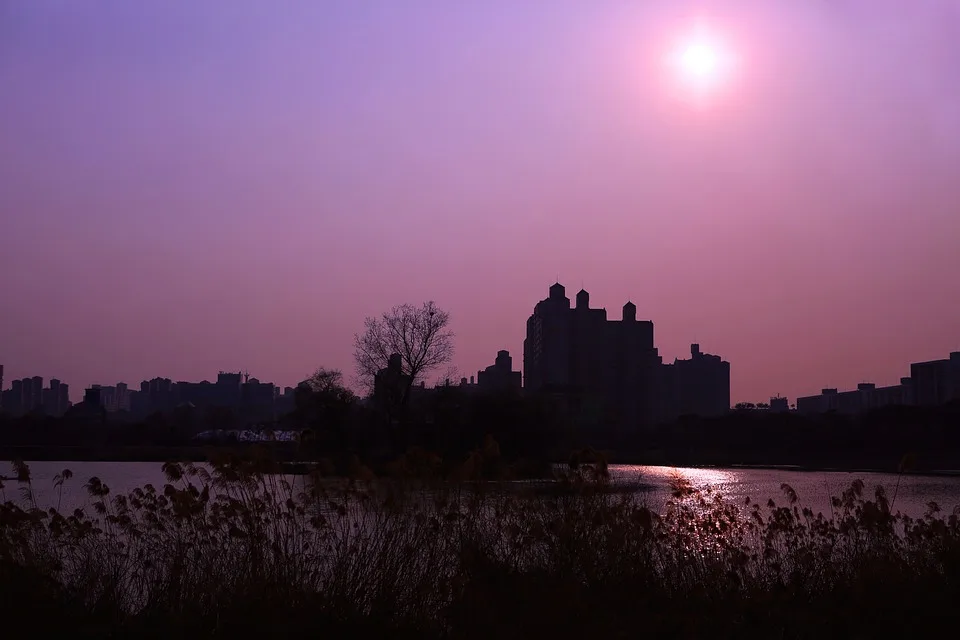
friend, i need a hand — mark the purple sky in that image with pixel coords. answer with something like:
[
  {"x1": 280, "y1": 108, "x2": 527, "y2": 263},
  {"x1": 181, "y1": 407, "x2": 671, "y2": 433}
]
[{"x1": 2, "y1": 1, "x2": 959, "y2": 404}]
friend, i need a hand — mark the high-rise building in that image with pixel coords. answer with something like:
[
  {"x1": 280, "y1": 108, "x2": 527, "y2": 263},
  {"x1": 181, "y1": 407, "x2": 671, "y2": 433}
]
[
  {"x1": 668, "y1": 344, "x2": 731, "y2": 418},
  {"x1": 44, "y1": 378, "x2": 70, "y2": 416},
  {"x1": 769, "y1": 395, "x2": 790, "y2": 413},
  {"x1": 83, "y1": 386, "x2": 102, "y2": 406},
  {"x1": 522, "y1": 283, "x2": 731, "y2": 427},
  {"x1": 90, "y1": 384, "x2": 133, "y2": 413},
  {"x1": 9, "y1": 379, "x2": 24, "y2": 415},
  {"x1": 523, "y1": 283, "x2": 677, "y2": 428},
  {"x1": 59, "y1": 381, "x2": 71, "y2": 414},
  {"x1": 131, "y1": 377, "x2": 175, "y2": 416},
  {"x1": 911, "y1": 352, "x2": 960, "y2": 407},
  {"x1": 276, "y1": 386, "x2": 297, "y2": 416},
  {"x1": 241, "y1": 377, "x2": 277, "y2": 423},
  {"x1": 174, "y1": 372, "x2": 244, "y2": 409},
  {"x1": 27, "y1": 376, "x2": 43, "y2": 413},
  {"x1": 374, "y1": 353, "x2": 411, "y2": 411},
  {"x1": 1, "y1": 374, "x2": 72, "y2": 416},
  {"x1": 796, "y1": 352, "x2": 958, "y2": 416},
  {"x1": 477, "y1": 350, "x2": 523, "y2": 393}
]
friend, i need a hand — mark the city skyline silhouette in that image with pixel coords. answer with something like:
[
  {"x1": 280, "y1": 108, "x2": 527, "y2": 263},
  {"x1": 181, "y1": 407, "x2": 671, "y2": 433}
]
[
  {"x1": 2, "y1": 279, "x2": 956, "y2": 413},
  {"x1": 2, "y1": 1, "x2": 959, "y2": 405}
]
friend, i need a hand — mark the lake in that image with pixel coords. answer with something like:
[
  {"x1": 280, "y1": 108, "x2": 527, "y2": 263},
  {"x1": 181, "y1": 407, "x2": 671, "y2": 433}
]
[{"x1": 4, "y1": 461, "x2": 960, "y2": 519}]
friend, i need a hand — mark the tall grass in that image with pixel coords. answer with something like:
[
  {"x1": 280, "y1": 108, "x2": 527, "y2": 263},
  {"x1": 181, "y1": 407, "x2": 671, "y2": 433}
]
[{"x1": 2, "y1": 453, "x2": 960, "y2": 638}]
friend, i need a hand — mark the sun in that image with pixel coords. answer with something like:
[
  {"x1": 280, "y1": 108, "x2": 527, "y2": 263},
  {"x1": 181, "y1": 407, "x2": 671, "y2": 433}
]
[
  {"x1": 680, "y1": 42, "x2": 719, "y2": 80},
  {"x1": 665, "y1": 22, "x2": 738, "y2": 101}
]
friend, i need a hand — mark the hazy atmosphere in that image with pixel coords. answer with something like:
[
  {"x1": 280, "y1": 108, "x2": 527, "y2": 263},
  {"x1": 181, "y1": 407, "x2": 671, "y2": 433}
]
[{"x1": 2, "y1": 0, "x2": 959, "y2": 402}]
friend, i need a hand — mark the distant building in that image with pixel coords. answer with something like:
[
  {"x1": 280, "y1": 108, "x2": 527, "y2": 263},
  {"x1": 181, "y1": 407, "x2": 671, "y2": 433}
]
[
  {"x1": 42, "y1": 378, "x2": 70, "y2": 416},
  {"x1": 28, "y1": 376, "x2": 43, "y2": 413},
  {"x1": 797, "y1": 388, "x2": 834, "y2": 415},
  {"x1": 276, "y1": 386, "x2": 297, "y2": 416},
  {"x1": 1, "y1": 376, "x2": 59, "y2": 416},
  {"x1": 477, "y1": 350, "x2": 522, "y2": 393},
  {"x1": 911, "y1": 352, "x2": 960, "y2": 407},
  {"x1": 796, "y1": 351, "x2": 960, "y2": 416},
  {"x1": 67, "y1": 386, "x2": 107, "y2": 425},
  {"x1": 797, "y1": 379, "x2": 914, "y2": 416},
  {"x1": 667, "y1": 344, "x2": 731, "y2": 418},
  {"x1": 9, "y1": 379, "x2": 24, "y2": 415},
  {"x1": 126, "y1": 372, "x2": 287, "y2": 424},
  {"x1": 374, "y1": 353, "x2": 410, "y2": 410},
  {"x1": 89, "y1": 383, "x2": 133, "y2": 413},
  {"x1": 83, "y1": 386, "x2": 102, "y2": 406},
  {"x1": 452, "y1": 376, "x2": 478, "y2": 391},
  {"x1": 241, "y1": 377, "x2": 277, "y2": 423},
  {"x1": 522, "y1": 283, "x2": 728, "y2": 428},
  {"x1": 0, "y1": 376, "x2": 94, "y2": 417},
  {"x1": 523, "y1": 284, "x2": 666, "y2": 428},
  {"x1": 175, "y1": 371, "x2": 244, "y2": 409},
  {"x1": 131, "y1": 377, "x2": 176, "y2": 416},
  {"x1": 116, "y1": 382, "x2": 130, "y2": 411},
  {"x1": 769, "y1": 395, "x2": 790, "y2": 413}
]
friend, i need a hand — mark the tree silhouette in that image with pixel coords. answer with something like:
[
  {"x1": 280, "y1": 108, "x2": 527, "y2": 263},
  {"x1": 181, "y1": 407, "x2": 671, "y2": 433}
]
[
  {"x1": 300, "y1": 368, "x2": 354, "y2": 399},
  {"x1": 293, "y1": 367, "x2": 358, "y2": 452},
  {"x1": 353, "y1": 301, "x2": 454, "y2": 401}
]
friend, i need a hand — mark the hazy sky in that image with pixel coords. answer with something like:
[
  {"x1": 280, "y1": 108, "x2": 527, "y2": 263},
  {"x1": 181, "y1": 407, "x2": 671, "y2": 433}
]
[{"x1": 2, "y1": 0, "x2": 959, "y2": 403}]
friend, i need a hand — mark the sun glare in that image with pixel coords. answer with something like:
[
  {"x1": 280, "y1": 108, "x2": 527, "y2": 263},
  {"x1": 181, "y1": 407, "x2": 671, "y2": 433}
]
[
  {"x1": 665, "y1": 21, "x2": 738, "y2": 103},
  {"x1": 681, "y1": 42, "x2": 719, "y2": 79}
]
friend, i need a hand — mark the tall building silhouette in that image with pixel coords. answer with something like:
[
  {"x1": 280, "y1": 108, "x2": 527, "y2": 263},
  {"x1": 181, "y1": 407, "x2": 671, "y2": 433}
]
[
  {"x1": 374, "y1": 353, "x2": 410, "y2": 413},
  {"x1": 10, "y1": 379, "x2": 24, "y2": 415},
  {"x1": 43, "y1": 378, "x2": 70, "y2": 416},
  {"x1": 477, "y1": 350, "x2": 522, "y2": 392},
  {"x1": 796, "y1": 351, "x2": 958, "y2": 415},
  {"x1": 87, "y1": 383, "x2": 133, "y2": 413},
  {"x1": 522, "y1": 283, "x2": 690, "y2": 428},
  {"x1": 911, "y1": 352, "x2": 960, "y2": 407},
  {"x1": 1, "y1": 375, "x2": 71, "y2": 417},
  {"x1": 663, "y1": 344, "x2": 731, "y2": 418},
  {"x1": 131, "y1": 377, "x2": 175, "y2": 415},
  {"x1": 28, "y1": 376, "x2": 43, "y2": 413}
]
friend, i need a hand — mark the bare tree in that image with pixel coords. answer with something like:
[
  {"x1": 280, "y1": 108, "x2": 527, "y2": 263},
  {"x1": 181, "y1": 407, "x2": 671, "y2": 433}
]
[
  {"x1": 435, "y1": 365, "x2": 462, "y2": 388},
  {"x1": 301, "y1": 367, "x2": 350, "y2": 396},
  {"x1": 354, "y1": 301, "x2": 454, "y2": 401},
  {"x1": 293, "y1": 367, "x2": 357, "y2": 450}
]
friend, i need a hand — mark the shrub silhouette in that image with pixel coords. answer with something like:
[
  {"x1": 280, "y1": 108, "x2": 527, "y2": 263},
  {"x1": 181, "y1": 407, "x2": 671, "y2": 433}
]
[{"x1": 2, "y1": 456, "x2": 960, "y2": 638}]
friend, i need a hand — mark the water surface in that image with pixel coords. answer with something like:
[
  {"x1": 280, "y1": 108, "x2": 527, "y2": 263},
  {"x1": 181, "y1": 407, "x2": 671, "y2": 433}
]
[{"x1": 4, "y1": 461, "x2": 960, "y2": 519}]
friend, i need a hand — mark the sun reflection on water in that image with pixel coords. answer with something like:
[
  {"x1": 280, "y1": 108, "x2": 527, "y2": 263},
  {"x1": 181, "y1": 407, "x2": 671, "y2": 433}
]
[{"x1": 610, "y1": 465, "x2": 740, "y2": 492}]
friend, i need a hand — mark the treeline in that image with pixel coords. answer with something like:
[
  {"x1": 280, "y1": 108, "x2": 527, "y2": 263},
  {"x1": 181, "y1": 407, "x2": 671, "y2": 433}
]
[
  {"x1": 2, "y1": 388, "x2": 959, "y2": 472},
  {"x1": 611, "y1": 401, "x2": 960, "y2": 472},
  {"x1": 0, "y1": 385, "x2": 574, "y2": 471}
]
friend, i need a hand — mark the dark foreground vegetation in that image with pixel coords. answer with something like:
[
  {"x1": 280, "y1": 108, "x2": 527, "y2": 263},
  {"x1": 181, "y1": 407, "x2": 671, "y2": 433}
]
[{"x1": 3, "y1": 449, "x2": 960, "y2": 638}]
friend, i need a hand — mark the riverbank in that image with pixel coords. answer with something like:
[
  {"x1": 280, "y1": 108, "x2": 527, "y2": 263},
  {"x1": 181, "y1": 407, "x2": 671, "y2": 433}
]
[
  {"x1": 728, "y1": 462, "x2": 960, "y2": 477},
  {"x1": 0, "y1": 444, "x2": 299, "y2": 463},
  {"x1": 5, "y1": 444, "x2": 960, "y2": 478},
  {"x1": 603, "y1": 452, "x2": 960, "y2": 477}
]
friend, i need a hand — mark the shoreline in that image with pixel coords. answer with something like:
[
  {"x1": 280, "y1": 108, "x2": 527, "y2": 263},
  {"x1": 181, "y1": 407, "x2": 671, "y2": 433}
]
[
  {"x1": 3, "y1": 445, "x2": 960, "y2": 478},
  {"x1": 725, "y1": 463, "x2": 960, "y2": 478},
  {"x1": 609, "y1": 461, "x2": 960, "y2": 478}
]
